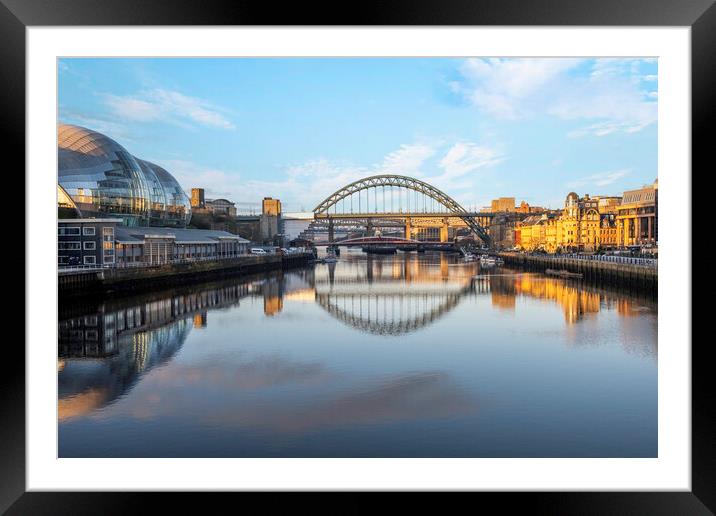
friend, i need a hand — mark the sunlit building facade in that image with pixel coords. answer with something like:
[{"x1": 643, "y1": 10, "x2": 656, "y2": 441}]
[
  {"x1": 599, "y1": 214, "x2": 619, "y2": 249},
  {"x1": 616, "y1": 180, "x2": 658, "y2": 248},
  {"x1": 58, "y1": 124, "x2": 191, "y2": 227},
  {"x1": 517, "y1": 193, "x2": 603, "y2": 253},
  {"x1": 490, "y1": 197, "x2": 516, "y2": 213}
]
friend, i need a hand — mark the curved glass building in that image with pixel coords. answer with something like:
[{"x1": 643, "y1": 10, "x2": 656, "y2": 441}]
[{"x1": 58, "y1": 124, "x2": 191, "y2": 227}]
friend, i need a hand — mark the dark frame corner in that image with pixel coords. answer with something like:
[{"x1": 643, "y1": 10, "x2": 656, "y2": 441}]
[{"x1": 5, "y1": 0, "x2": 711, "y2": 513}]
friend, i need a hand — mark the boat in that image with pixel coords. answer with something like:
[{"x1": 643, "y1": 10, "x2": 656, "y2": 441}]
[
  {"x1": 479, "y1": 255, "x2": 503, "y2": 267},
  {"x1": 545, "y1": 268, "x2": 583, "y2": 279},
  {"x1": 323, "y1": 251, "x2": 339, "y2": 263}
]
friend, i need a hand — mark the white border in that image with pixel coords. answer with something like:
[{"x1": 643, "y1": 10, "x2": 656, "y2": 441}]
[{"x1": 27, "y1": 27, "x2": 691, "y2": 491}]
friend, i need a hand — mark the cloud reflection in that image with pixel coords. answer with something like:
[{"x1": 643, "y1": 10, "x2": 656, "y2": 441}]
[{"x1": 97, "y1": 364, "x2": 478, "y2": 435}]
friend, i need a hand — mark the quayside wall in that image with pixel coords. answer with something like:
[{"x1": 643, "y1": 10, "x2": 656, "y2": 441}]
[
  {"x1": 497, "y1": 252, "x2": 657, "y2": 296},
  {"x1": 58, "y1": 252, "x2": 313, "y2": 296}
]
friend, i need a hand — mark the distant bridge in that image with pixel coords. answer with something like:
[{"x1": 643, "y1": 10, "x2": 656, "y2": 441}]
[
  {"x1": 312, "y1": 174, "x2": 493, "y2": 245},
  {"x1": 313, "y1": 236, "x2": 456, "y2": 249}
]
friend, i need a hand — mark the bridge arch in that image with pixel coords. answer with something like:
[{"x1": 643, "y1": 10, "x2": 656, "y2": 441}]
[
  {"x1": 316, "y1": 291, "x2": 464, "y2": 336},
  {"x1": 312, "y1": 174, "x2": 490, "y2": 244}
]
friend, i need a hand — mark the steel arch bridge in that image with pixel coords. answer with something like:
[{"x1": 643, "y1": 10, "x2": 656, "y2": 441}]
[{"x1": 312, "y1": 174, "x2": 491, "y2": 244}]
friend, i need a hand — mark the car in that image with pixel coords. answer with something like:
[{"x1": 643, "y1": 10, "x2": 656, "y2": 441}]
[{"x1": 250, "y1": 248, "x2": 267, "y2": 255}]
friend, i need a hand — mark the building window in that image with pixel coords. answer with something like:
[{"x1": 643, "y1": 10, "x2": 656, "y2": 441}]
[
  {"x1": 58, "y1": 227, "x2": 80, "y2": 236},
  {"x1": 84, "y1": 241, "x2": 96, "y2": 250},
  {"x1": 59, "y1": 242, "x2": 81, "y2": 251},
  {"x1": 83, "y1": 227, "x2": 96, "y2": 236},
  {"x1": 83, "y1": 256, "x2": 96, "y2": 265}
]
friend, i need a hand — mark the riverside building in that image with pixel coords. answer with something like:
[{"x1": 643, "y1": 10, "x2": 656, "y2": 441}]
[
  {"x1": 515, "y1": 182, "x2": 658, "y2": 254},
  {"x1": 58, "y1": 124, "x2": 191, "y2": 227},
  {"x1": 616, "y1": 179, "x2": 658, "y2": 248},
  {"x1": 59, "y1": 220, "x2": 250, "y2": 267}
]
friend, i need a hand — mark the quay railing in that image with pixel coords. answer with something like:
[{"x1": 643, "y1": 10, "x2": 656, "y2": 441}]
[
  {"x1": 58, "y1": 250, "x2": 311, "y2": 274},
  {"x1": 503, "y1": 252, "x2": 657, "y2": 268},
  {"x1": 559, "y1": 253, "x2": 657, "y2": 267}
]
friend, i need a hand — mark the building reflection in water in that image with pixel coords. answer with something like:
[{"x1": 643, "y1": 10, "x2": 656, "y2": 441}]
[
  {"x1": 59, "y1": 255, "x2": 655, "y2": 423},
  {"x1": 58, "y1": 282, "x2": 253, "y2": 421},
  {"x1": 485, "y1": 272, "x2": 654, "y2": 326},
  {"x1": 307, "y1": 253, "x2": 654, "y2": 335},
  {"x1": 193, "y1": 312, "x2": 207, "y2": 328},
  {"x1": 58, "y1": 269, "x2": 317, "y2": 421}
]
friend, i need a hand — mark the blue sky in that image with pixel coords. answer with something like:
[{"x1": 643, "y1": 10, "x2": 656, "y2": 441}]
[{"x1": 58, "y1": 57, "x2": 657, "y2": 212}]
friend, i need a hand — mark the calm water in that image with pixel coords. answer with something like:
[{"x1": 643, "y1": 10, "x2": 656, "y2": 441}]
[{"x1": 58, "y1": 251, "x2": 657, "y2": 457}]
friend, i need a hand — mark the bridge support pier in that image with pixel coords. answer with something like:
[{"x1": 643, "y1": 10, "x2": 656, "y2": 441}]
[
  {"x1": 440, "y1": 219, "x2": 449, "y2": 243},
  {"x1": 328, "y1": 218, "x2": 334, "y2": 243},
  {"x1": 405, "y1": 217, "x2": 412, "y2": 240}
]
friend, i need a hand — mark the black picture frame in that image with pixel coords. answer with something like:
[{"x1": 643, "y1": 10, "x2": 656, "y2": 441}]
[{"x1": 4, "y1": 0, "x2": 709, "y2": 513}]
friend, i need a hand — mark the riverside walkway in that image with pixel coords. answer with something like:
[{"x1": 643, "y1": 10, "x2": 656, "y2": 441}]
[{"x1": 58, "y1": 252, "x2": 313, "y2": 294}]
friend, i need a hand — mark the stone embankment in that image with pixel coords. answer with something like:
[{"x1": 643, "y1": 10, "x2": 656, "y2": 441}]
[
  {"x1": 58, "y1": 252, "x2": 313, "y2": 295},
  {"x1": 497, "y1": 252, "x2": 657, "y2": 295}
]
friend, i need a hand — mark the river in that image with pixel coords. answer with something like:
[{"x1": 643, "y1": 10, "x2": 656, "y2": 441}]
[{"x1": 58, "y1": 250, "x2": 657, "y2": 457}]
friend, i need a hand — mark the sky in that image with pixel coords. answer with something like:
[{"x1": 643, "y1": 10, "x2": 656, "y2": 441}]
[{"x1": 58, "y1": 57, "x2": 657, "y2": 212}]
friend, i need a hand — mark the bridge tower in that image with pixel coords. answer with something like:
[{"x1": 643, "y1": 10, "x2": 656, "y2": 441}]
[{"x1": 440, "y1": 218, "x2": 449, "y2": 243}]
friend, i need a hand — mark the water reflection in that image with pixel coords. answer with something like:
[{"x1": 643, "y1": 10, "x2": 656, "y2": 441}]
[
  {"x1": 315, "y1": 254, "x2": 474, "y2": 336},
  {"x1": 59, "y1": 280, "x2": 267, "y2": 421},
  {"x1": 58, "y1": 252, "x2": 657, "y2": 457}
]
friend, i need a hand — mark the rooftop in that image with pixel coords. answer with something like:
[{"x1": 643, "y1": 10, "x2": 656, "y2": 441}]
[{"x1": 114, "y1": 226, "x2": 250, "y2": 245}]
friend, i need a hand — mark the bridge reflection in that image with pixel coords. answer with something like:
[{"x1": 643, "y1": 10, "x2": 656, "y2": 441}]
[
  {"x1": 59, "y1": 257, "x2": 655, "y2": 421},
  {"x1": 313, "y1": 254, "x2": 476, "y2": 335},
  {"x1": 306, "y1": 255, "x2": 656, "y2": 334}
]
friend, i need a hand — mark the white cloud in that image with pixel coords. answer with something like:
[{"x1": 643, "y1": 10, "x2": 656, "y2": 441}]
[
  {"x1": 454, "y1": 58, "x2": 657, "y2": 136},
  {"x1": 567, "y1": 119, "x2": 653, "y2": 138},
  {"x1": 59, "y1": 111, "x2": 132, "y2": 142},
  {"x1": 379, "y1": 143, "x2": 436, "y2": 175},
  {"x1": 438, "y1": 142, "x2": 504, "y2": 180},
  {"x1": 567, "y1": 169, "x2": 630, "y2": 189},
  {"x1": 457, "y1": 58, "x2": 583, "y2": 119},
  {"x1": 104, "y1": 89, "x2": 235, "y2": 130},
  {"x1": 155, "y1": 159, "x2": 242, "y2": 200},
  {"x1": 155, "y1": 139, "x2": 504, "y2": 212}
]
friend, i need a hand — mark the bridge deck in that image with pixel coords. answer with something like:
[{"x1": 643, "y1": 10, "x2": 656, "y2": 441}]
[{"x1": 314, "y1": 212, "x2": 495, "y2": 219}]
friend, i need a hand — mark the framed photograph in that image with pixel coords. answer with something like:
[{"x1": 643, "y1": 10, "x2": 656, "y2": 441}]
[{"x1": 6, "y1": 0, "x2": 710, "y2": 512}]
